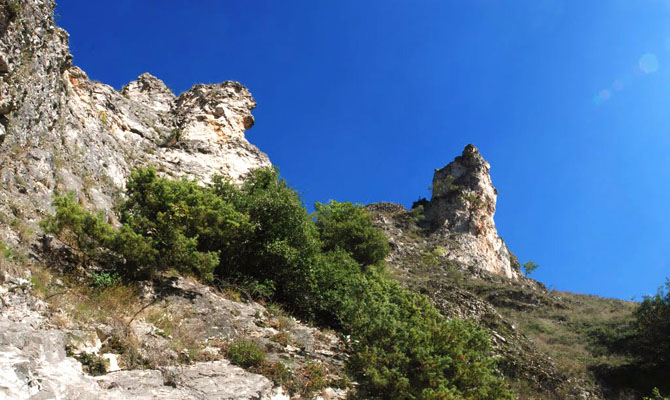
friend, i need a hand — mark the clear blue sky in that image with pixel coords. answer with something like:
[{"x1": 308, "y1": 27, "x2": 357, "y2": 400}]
[{"x1": 55, "y1": 1, "x2": 670, "y2": 300}]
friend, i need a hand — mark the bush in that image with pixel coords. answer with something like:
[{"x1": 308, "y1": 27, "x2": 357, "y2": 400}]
[
  {"x1": 41, "y1": 192, "x2": 116, "y2": 266},
  {"x1": 522, "y1": 261, "x2": 539, "y2": 276},
  {"x1": 119, "y1": 167, "x2": 247, "y2": 281},
  {"x1": 631, "y1": 279, "x2": 670, "y2": 369},
  {"x1": 76, "y1": 352, "x2": 108, "y2": 375},
  {"x1": 342, "y1": 271, "x2": 512, "y2": 399},
  {"x1": 214, "y1": 168, "x2": 320, "y2": 310},
  {"x1": 91, "y1": 271, "x2": 120, "y2": 289},
  {"x1": 226, "y1": 339, "x2": 266, "y2": 368},
  {"x1": 596, "y1": 279, "x2": 670, "y2": 396},
  {"x1": 314, "y1": 200, "x2": 390, "y2": 266}
]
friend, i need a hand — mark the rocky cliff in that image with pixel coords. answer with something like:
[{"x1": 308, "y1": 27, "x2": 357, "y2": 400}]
[
  {"x1": 425, "y1": 144, "x2": 518, "y2": 279},
  {"x1": 0, "y1": 0, "x2": 270, "y2": 247}
]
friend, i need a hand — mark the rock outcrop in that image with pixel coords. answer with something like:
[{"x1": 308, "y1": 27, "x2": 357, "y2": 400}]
[
  {"x1": 424, "y1": 144, "x2": 519, "y2": 279},
  {"x1": 0, "y1": 0, "x2": 270, "y2": 247},
  {"x1": 0, "y1": 273, "x2": 306, "y2": 400},
  {"x1": 369, "y1": 145, "x2": 519, "y2": 279}
]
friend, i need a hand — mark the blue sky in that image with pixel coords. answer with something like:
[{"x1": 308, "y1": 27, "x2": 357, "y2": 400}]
[{"x1": 56, "y1": 1, "x2": 670, "y2": 300}]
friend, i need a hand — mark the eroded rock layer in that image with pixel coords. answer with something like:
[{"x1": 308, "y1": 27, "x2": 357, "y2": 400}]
[{"x1": 0, "y1": 0, "x2": 270, "y2": 247}]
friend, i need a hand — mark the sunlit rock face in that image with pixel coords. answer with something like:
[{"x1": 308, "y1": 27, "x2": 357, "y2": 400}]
[
  {"x1": 426, "y1": 144, "x2": 519, "y2": 279},
  {"x1": 0, "y1": 0, "x2": 270, "y2": 246}
]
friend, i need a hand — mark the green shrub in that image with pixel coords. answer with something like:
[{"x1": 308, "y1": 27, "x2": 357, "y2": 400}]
[
  {"x1": 226, "y1": 339, "x2": 266, "y2": 368},
  {"x1": 119, "y1": 167, "x2": 246, "y2": 281},
  {"x1": 76, "y1": 352, "x2": 108, "y2": 376},
  {"x1": 43, "y1": 174, "x2": 222, "y2": 281},
  {"x1": 342, "y1": 270, "x2": 512, "y2": 399},
  {"x1": 91, "y1": 271, "x2": 120, "y2": 289},
  {"x1": 213, "y1": 167, "x2": 320, "y2": 311},
  {"x1": 314, "y1": 200, "x2": 390, "y2": 266},
  {"x1": 41, "y1": 192, "x2": 116, "y2": 266},
  {"x1": 408, "y1": 204, "x2": 426, "y2": 223},
  {"x1": 522, "y1": 261, "x2": 540, "y2": 276},
  {"x1": 631, "y1": 279, "x2": 670, "y2": 369}
]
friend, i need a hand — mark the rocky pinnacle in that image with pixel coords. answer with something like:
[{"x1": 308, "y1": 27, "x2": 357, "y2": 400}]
[{"x1": 426, "y1": 144, "x2": 519, "y2": 279}]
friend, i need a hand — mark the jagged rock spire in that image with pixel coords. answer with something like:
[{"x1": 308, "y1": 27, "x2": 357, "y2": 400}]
[{"x1": 426, "y1": 144, "x2": 519, "y2": 279}]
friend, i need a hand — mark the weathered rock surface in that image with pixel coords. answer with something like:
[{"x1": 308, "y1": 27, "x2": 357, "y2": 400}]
[
  {"x1": 426, "y1": 144, "x2": 519, "y2": 279},
  {"x1": 0, "y1": 267, "x2": 345, "y2": 399},
  {"x1": 369, "y1": 145, "x2": 519, "y2": 279},
  {"x1": 0, "y1": 0, "x2": 270, "y2": 248}
]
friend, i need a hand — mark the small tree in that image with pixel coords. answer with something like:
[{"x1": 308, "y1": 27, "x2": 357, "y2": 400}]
[
  {"x1": 523, "y1": 261, "x2": 540, "y2": 276},
  {"x1": 313, "y1": 200, "x2": 390, "y2": 267}
]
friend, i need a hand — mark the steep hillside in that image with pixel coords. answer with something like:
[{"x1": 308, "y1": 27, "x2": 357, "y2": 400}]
[
  {"x1": 0, "y1": 1, "x2": 654, "y2": 399},
  {"x1": 366, "y1": 146, "x2": 639, "y2": 399}
]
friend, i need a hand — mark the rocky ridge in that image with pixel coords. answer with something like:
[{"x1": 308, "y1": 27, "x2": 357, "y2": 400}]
[{"x1": 0, "y1": 0, "x2": 270, "y2": 247}]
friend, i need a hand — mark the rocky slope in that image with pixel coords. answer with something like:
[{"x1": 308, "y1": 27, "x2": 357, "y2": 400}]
[
  {"x1": 0, "y1": 0, "x2": 644, "y2": 399},
  {"x1": 366, "y1": 146, "x2": 637, "y2": 399},
  {"x1": 0, "y1": 258, "x2": 347, "y2": 399}
]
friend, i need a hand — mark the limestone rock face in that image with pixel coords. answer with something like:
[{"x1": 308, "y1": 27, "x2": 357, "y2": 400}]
[
  {"x1": 120, "y1": 72, "x2": 176, "y2": 113},
  {"x1": 0, "y1": 0, "x2": 270, "y2": 247},
  {"x1": 425, "y1": 144, "x2": 518, "y2": 279},
  {"x1": 367, "y1": 145, "x2": 519, "y2": 280},
  {"x1": 166, "y1": 81, "x2": 270, "y2": 183},
  {"x1": 0, "y1": 276, "x2": 281, "y2": 400}
]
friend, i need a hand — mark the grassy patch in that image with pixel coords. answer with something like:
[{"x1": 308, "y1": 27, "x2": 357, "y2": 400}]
[
  {"x1": 225, "y1": 339, "x2": 265, "y2": 368},
  {"x1": 470, "y1": 279, "x2": 637, "y2": 392}
]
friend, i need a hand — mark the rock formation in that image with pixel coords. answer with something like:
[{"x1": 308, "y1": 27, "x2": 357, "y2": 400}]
[
  {"x1": 0, "y1": 0, "x2": 270, "y2": 247},
  {"x1": 369, "y1": 145, "x2": 519, "y2": 279},
  {"x1": 424, "y1": 144, "x2": 519, "y2": 279}
]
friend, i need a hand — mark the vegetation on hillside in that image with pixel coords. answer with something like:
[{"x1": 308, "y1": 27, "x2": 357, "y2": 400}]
[
  {"x1": 590, "y1": 279, "x2": 670, "y2": 397},
  {"x1": 363, "y1": 203, "x2": 670, "y2": 399},
  {"x1": 42, "y1": 166, "x2": 512, "y2": 399}
]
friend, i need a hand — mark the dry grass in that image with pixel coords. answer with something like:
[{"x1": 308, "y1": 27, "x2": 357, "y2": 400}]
[
  {"x1": 494, "y1": 286, "x2": 637, "y2": 387},
  {"x1": 143, "y1": 305, "x2": 207, "y2": 365},
  {"x1": 0, "y1": 242, "x2": 28, "y2": 279}
]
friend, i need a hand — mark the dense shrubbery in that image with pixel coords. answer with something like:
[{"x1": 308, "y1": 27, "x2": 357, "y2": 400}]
[
  {"x1": 43, "y1": 166, "x2": 511, "y2": 399},
  {"x1": 592, "y1": 279, "x2": 670, "y2": 396},
  {"x1": 314, "y1": 200, "x2": 389, "y2": 266},
  {"x1": 631, "y1": 280, "x2": 670, "y2": 370}
]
